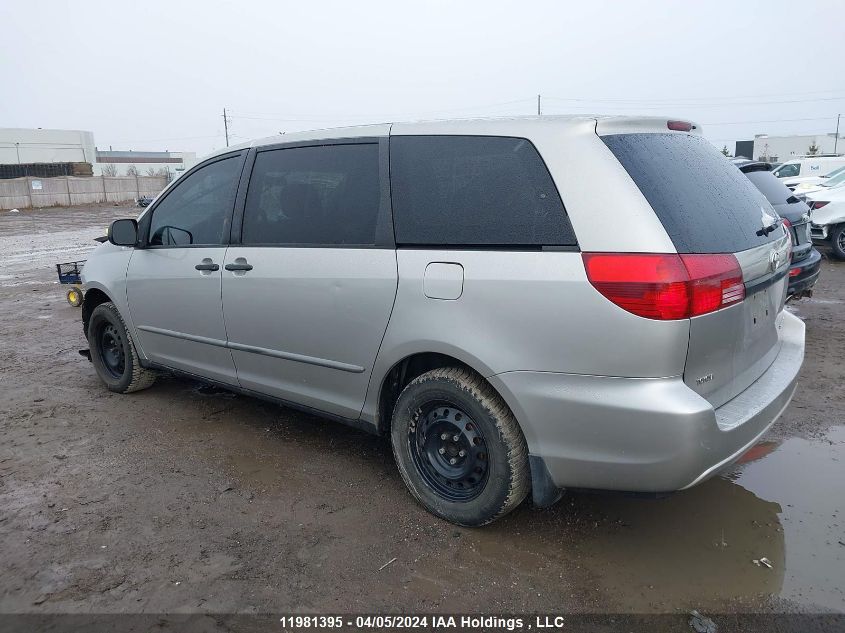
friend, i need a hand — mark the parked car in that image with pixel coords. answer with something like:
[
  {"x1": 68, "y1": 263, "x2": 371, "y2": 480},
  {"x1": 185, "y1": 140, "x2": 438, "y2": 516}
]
[
  {"x1": 732, "y1": 160, "x2": 821, "y2": 297},
  {"x1": 774, "y1": 156, "x2": 845, "y2": 189},
  {"x1": 807, "y1": 185, "x2": 845, "y2": 259},
  {"x1": 792, "y1": 165, "x2": 845, "y2": 195},
  {"x1": 136, "y1": 195, "x2": 155, "y2": 207},
  {"x1": 79, "y1": 116, "x2": 804, "y2": 526}
]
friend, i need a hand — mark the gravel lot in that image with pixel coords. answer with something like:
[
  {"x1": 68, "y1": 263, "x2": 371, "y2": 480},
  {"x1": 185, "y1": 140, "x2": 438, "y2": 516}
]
[{"x1": 0, "y1": 204, "x2": 843, "y2": 629}]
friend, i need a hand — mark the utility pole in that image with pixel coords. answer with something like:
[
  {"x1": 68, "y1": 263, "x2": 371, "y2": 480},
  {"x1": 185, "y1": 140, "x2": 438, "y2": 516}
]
[
  {"x1": 537, "y1": 94, "x2": 541, "y2": 116},
  {"x1": 835, "y1": 113, "x2": 841, "y2": 155},
  {"x1": 223, "y1": 108, "x2": 230, "y2": 147}
]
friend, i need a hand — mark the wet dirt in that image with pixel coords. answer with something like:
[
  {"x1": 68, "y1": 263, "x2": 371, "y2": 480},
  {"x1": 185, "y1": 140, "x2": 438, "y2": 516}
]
[{"x1": 0, "y1": 205, "x2": 843, "y2": 620}]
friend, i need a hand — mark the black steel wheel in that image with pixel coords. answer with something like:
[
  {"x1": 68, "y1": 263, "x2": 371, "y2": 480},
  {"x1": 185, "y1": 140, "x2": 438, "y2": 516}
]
[
  {"x1": 97, "y1": 322, "x2": 126, "y2": 379},
  {"x1": 391, "y1": 367, "x2": 530, "y2": 526},
  {"x1": 409, "y1": 403, "x2": 489, "y2": 501},
  {"x1": 87, "y1": 302, "x2": 156, "y2": 393}
]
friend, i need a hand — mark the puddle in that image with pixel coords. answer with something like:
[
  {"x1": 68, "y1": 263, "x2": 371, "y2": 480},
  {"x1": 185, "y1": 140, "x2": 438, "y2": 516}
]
[
  {"x1": 461, "y1": 427, "x2": 844, "y2": 613},
  {"x1": 734, "y1": 426, "x2": 844, "y2": 611}
]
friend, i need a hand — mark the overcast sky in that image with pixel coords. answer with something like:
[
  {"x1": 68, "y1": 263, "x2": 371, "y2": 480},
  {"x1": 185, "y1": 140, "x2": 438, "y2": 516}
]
[{"x1": 2, "y1": 0, "x2": 843, "y2": 157}]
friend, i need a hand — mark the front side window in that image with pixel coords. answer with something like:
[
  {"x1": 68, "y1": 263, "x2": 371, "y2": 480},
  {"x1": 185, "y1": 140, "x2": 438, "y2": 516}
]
[
  {"x1": 774, "y1": 163, "x2": 800, "y2": 178},
  {"x1": 242, "y1": 144, "x2": 380, "y2": 246},
  {"x1": 148, "y1": 156, "x2": 241, "y2": 246},
  {"x1": 390, "y1": 135, "x2": 576, "y2": 247}
]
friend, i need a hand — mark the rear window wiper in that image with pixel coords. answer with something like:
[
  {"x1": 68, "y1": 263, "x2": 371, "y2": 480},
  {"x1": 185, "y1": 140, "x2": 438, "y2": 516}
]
[{"x1": 757, "y1": 218, "x2": 782, "y2": 237}]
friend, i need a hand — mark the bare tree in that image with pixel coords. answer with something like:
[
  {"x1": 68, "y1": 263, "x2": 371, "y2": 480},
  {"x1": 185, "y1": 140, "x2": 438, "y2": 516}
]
[
  {"x1": 146, "y1": 167, "x2": 158, "y2": 176},
  {"x1": 126, "y1": 164, "x2": 139, "y2": 177},
  {"x1": 807, "y1": 142, "x2": 820, "y2": 156},
  {"x1": 101, "y1": 164, "x2": 118, "y2": 177}
]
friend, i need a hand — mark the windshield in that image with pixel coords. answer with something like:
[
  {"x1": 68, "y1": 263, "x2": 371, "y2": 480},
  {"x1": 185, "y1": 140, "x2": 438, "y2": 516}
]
[
  {"x1": 822, "y1": 168, "x2": 845, "y2": 188},
  {"x1": 821, "y1": 165, "x2": 845, "y2": 181},
  {"x1": 774, "y1": 162, "x2": 800, "y2": 178}
]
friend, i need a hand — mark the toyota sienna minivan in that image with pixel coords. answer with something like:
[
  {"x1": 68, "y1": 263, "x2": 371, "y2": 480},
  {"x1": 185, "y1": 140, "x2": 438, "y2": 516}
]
[{"x1": 80, "y1": 116, "x2": 805, "y2": 526}]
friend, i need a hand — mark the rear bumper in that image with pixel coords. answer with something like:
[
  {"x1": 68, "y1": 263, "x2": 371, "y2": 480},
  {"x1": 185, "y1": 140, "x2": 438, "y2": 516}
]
[
  {"x1": 489, "y1": 311, "x2": 805, "y2": 495},
  {"x1": 787, "y1": 248, "x2": 821, "y2": 296}
]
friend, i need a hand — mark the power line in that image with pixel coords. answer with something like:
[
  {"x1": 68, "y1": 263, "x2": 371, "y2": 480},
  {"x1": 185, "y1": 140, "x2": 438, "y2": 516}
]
[
  {"x1": 228, "y1": 98, "x2": 536, "y2": 122},
  {"x1": 543, "y1": 90, "x2": 845, "y2": 106},
  {"x1": 702, "y1": 116, "x2": 839, "y2": 126}
]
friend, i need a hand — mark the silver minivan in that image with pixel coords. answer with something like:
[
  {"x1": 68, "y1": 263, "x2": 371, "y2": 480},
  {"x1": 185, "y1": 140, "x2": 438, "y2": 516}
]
[{"x1": 81, "y1": 116, "x2": 805, "y2": 526}]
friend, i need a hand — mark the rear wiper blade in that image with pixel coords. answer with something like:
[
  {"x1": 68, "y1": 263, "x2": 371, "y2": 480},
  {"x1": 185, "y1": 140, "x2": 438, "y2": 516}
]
[{"x1": 756, "y1": 219, "x2": 782, "y2": 237}]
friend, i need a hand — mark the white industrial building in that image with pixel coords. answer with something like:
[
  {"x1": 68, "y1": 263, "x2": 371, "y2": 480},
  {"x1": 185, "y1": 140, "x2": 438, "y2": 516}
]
[
  {"x1": 0, "y1": 128, "x2": 97, "y2": 170},
  {"x1": 750, "y1": 133, "x2": 843, "y2": 162},
  {"x1": 0, "y1": 127, "x2": 197, "y2": 178}
]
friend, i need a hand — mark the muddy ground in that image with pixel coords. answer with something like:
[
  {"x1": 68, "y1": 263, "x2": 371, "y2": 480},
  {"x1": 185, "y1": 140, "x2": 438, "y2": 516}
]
[{"x1": 0, "y1": 204, "x2": 843, "y2": 629}]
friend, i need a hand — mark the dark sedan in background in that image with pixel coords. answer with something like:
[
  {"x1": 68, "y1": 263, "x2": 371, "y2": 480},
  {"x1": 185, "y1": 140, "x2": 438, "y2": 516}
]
[{"x1": 733, "y1": 159, "x2": 821, "y2": 298}]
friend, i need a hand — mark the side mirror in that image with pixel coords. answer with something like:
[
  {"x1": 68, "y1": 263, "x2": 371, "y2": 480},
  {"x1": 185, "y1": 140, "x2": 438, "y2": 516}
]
[{"x1": 108, "y1": 219, "x2": 138, "y2": 246}]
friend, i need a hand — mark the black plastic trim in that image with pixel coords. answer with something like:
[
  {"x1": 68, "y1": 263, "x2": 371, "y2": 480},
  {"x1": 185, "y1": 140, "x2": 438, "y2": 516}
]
[
  {"x1": 529, "y1": 455, "x2": 564, "y2": 508},
  {"x1": 139, "y1": 359, "x2": 379, "y2": 435},
  {"x1": 745, "y1": 266, "x2": 789, "y2": 296}
]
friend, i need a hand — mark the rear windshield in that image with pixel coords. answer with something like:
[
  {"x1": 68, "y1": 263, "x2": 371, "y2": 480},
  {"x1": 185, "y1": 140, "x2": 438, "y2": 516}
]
[
  {"x1": 744, "y1": 170, "x2": 795, "y2": 206},
  {"x1": 602, "y1": 133, "x2": 781, "y2": 253}
]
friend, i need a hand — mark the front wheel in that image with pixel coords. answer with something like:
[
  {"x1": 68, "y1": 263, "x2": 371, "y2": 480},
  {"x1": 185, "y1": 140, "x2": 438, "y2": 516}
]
[
  {"x1": 88, "y1": 302, "x2": 156, "y2": 393},
  {"x1": 390, "y1": 367, "x2": 530, "y2": 526},
  {"x1": 829, "y1": 224, "x2": 845, "y2": 260}
]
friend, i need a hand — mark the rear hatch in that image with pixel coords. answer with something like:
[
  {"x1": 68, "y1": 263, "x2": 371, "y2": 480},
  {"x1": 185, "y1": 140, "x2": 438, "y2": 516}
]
[{"x1": 598, "y1": 125, "x2": 791, "y2": 408}]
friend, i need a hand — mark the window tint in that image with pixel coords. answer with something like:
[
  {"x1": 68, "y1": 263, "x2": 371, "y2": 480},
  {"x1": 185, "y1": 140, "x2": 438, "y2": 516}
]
[
  {"x1": 391, "y1": 136, "x2": 576, "y2": 247},
  {"x1": 744, "y1": 171, "x2": 795, "y2": 206},
  {"x1": 774, "y1": 163, "x2": 800, "y2": 178},
  {"x1": 602, "y1": 133, "x2": 781, "y2": 253},
  {"x1": 242, "y1": 144, "x2": 380, "y2": 246},
  {"x1": 148, "y1": 156, "x2": 241, "y2": 246}
]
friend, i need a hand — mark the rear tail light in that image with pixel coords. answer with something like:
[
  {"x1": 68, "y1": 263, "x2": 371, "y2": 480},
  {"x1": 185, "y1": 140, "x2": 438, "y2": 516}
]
[
  {"x1": 811, "y1": 201, "x2": 829, "y2": 209},
  {"x1": 582, "y1": 253, "x2": 745, "y2": 320},
  {"x1": 667, "y1": 120, "x2": 693, "y2": 132},
  {"x1": 789, "y1": 267, "x2": 801, "y2": 278},
  {"x1": 782, "y1": 218, "x2": 794, "y2": 254}
]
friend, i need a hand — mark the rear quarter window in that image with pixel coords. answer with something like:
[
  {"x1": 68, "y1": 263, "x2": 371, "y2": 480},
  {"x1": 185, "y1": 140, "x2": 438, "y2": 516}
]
[
  {"x1": 602, "y1": 133, "x2": 781, "y2": 253},
  {"x1": 390, "y1": 135, "x2": 576, "y2": 247}
]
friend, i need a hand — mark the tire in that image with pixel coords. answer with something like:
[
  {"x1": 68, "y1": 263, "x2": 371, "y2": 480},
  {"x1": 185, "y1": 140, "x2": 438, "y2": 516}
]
[
  {"x1": 66, "y1": 287, "x2": 83, "y2": 307},
  {"x1": 88, "y1": 302, "x2": 156, "y2": 393},
  {"x1": 390, "y1": 367, "x2": 530, "y2": 526},
  {"x1": 829, "y1": 224, "x2": 845, "y2": 261}
]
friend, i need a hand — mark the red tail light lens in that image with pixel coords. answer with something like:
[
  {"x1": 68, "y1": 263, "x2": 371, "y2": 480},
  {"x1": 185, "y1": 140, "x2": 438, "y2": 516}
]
[
  {"x1": 811, "y1": 201, "x2": 829, "y2": 209},
  {"x1": 582, "y1": 253, "x2": 745, "y2": 320},
  {"x1": 667, "y1": 120, "x2": 693, "y2": 132}
]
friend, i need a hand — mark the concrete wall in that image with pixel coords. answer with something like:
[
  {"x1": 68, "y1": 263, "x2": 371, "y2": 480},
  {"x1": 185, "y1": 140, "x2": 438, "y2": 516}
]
[
  {"x1": 0, "y1": 128, "x2": 97, "y2": 166},
  {"x1": 0, "y1": 175, "x2": 167, "y2": 210}
]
